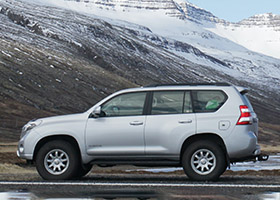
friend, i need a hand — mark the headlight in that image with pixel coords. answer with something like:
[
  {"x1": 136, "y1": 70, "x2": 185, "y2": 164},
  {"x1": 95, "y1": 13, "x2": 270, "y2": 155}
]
[{"x1": 21, "y1": 119, "x2": 42, "y2": 138}]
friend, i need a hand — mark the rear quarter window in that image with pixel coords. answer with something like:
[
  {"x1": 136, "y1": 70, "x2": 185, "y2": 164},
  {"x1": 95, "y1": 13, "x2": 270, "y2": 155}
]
[{"x1": 193, "y1": 90, "x2": 228, "y2": 113}]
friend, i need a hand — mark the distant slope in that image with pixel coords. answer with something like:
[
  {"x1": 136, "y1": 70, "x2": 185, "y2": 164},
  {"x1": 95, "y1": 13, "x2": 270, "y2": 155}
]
[
  {"x1": 0, "y1": 0, "x2": 279, "y2": 143},
  {"x1": 208, "y1": 13, "x2": 280, "y2": 60},
  {"x1": 33, "y1": 0, "x2": 280, "y2": 88}
]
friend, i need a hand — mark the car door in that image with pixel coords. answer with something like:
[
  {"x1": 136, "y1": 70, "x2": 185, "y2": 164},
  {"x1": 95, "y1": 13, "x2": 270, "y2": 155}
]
[
  {"x1": 85, "y1": 92, "x2": 147, "y2": 155},
  {"x1": 144, "y1": 91, "x2": 196, "y2": 156}
]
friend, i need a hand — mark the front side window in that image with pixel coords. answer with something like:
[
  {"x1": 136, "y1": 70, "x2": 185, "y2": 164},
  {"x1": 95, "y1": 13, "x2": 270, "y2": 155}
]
[
  {"x1": 101, "y1": 92, "x2": 146, "y2": 117},
  {"x1": 193, "y1": 90, "x2": 227, "y2": 112},
  {"x1": 151, "y1": 91, "x2": 192, "y2": 115}
]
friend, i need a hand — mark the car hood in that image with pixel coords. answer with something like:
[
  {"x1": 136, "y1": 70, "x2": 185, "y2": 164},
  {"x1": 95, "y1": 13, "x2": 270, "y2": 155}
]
[{"x1": 38, "y1": 112, "x2": 87, "y2": 125}]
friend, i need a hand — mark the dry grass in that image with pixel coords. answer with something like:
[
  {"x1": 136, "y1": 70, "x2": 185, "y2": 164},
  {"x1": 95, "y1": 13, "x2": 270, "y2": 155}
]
[
  {"x1": 0, "y1": 163, "x2": 34, "y2": 174},
  {"x1": 0, "y1": 142, "x2": 279, "y2": 180},
  {"x1": 0, "y1": 143, "x2": 38, "y2": 180},
  {"x1": 0, "y1": 143, "x2": 17, "y2": 153},
  {"x1": 258, "y1": 122, "x2": 280, "y2": 146},
  {"x1": 260, "y1": 144, "x2": 280, "y2": 154}
]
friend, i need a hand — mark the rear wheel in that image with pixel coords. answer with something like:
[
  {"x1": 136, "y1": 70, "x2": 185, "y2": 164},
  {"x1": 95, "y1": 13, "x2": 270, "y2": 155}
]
[
  {"x1": 35, "y1": 140, "x2": 79, "y2": 180},
  {"x1": 182, "y1": 140, "x2": 226, "y2": 181}
]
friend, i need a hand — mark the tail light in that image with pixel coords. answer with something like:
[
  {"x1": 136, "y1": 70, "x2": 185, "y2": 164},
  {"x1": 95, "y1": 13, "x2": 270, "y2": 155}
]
[{"x1": 236, "y1": 105, "x2": 252, "y2": 125}]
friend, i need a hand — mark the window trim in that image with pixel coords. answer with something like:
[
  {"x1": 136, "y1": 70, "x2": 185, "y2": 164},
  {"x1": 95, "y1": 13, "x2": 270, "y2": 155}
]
[{"x1": 95, "y1": 89, "x2": 228, "y2": 118}]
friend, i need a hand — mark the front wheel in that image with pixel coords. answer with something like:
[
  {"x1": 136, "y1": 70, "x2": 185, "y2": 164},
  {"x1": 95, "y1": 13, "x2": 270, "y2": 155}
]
[
  {"x1": 75, "y1": 164, "x2": 92, "y2": 178},
  {"x1": 182, "y1": 140, "x2": 226, "y2": 181},
  {"x1": 35, "y1": 140, "x2": 79, "y2": 180}
]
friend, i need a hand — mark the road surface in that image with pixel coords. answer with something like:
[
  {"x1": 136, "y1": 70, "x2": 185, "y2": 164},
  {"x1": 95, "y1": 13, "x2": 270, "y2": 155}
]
[{"x1": 0, "y1": 174, "x2": 280, "y2": 199}]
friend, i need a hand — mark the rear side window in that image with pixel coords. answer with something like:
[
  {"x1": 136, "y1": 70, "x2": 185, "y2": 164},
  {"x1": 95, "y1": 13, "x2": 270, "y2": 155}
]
[
  {"x1": 151, "y1": 91, "x2": 192, "y2": 115},
  {"x1": 193, "y1": 90, "x2": 227, "y2": 112}
]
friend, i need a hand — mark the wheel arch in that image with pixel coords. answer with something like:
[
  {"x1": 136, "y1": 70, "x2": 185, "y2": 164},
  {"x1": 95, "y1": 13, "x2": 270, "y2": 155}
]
[
  {"x1": 33, "y1": 135, "x2": 81, "y2": 162},
  {"x1": 180, "y1": 133, "x2": 230, "y2": 166}
]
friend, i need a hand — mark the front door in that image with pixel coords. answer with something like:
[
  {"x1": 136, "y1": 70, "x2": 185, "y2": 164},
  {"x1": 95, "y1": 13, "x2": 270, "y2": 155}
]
[{"x1": 85, "y1": 92, "x2": 147, "y2": 155}]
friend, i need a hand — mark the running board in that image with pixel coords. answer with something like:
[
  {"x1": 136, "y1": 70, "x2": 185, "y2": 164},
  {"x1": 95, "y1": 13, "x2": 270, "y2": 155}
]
[{"x1": 90, "y1": 159, "x2": 180, "y2": 167}]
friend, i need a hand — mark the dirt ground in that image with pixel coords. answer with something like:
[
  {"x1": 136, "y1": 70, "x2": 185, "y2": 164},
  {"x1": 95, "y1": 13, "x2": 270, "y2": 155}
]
[{"x1": 0, "y1": 143, "x2": 279, "y2": 181}]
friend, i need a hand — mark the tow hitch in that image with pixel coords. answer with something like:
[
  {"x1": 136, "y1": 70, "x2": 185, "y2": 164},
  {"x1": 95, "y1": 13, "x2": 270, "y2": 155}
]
[{"x1": 257, "y1": 154, "x2": 269, "y2": 161}]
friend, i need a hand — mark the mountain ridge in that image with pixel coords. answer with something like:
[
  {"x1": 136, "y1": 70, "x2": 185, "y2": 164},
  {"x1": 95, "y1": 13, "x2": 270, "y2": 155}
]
[
  {"x1": 53, "y1": 0, "x2": 280, "y2": 60},
  {"x1": 238, "y1": 13, "x2": 280, "y2": 27}
]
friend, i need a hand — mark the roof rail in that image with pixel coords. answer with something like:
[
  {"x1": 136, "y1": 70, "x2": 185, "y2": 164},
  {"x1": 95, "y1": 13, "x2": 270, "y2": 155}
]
[{"x1": 144, "y1": 82, "x2": 231, "y2": 87}]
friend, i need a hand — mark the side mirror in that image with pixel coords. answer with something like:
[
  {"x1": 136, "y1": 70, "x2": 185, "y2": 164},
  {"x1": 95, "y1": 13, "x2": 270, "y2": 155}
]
[{"x1": 91, "y1": 106, "x2": 101, "y2": 118}]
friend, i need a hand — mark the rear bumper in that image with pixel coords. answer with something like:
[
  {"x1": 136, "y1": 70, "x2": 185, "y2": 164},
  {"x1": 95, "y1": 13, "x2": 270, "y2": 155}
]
[
  {"x1": 230, "y1": 153, "x2": 269, "y2": 163},
  {"x1": 226, "y1": 128, "x2": 261, "y2": 161},
  {"x1": 229, "y1": 144, "x2": 269, "y2": 162}
]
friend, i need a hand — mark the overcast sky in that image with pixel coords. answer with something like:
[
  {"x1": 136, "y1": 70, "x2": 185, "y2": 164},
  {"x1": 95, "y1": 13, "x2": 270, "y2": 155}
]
[{"x1": 187, "y1": 0, "x2": 280, "y2": 22}]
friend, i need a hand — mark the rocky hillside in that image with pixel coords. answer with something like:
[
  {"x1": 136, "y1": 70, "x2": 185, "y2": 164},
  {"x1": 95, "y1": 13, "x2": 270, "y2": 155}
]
[
  {"x1": 0, "y1": 0, "x2": 279, "y2": 144},
  {"x1": 239, "y1": 13, "x2": 280, "y2": 27},
  {"x1": 0, "y1": 0, "x2": 226, "y2": 141}
]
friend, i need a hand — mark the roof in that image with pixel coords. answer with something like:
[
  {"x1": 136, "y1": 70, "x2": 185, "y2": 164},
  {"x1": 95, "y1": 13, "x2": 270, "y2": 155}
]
[
  {"x1": 116, "y1": 82, "x2": 233, "y2": 94},
  {"x1": 144, "y1": 82, "x2": 231, "y2": 87}
]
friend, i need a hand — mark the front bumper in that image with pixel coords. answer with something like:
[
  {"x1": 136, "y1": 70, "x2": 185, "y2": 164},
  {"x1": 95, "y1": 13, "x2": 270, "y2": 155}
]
[
  {"x1": 17, "y1": 138, "x2": 34, "y2": 160},
  {"x1": 17, "y1": 149, "x2": 33, "y2": 160}
]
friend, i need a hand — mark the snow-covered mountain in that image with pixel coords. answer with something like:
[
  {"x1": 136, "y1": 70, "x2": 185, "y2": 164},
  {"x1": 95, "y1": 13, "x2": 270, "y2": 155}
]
[
  {"x1": 210, "y1": 13, "x2": 280, "y2": 60},
  {"x1": 0, "y1": 0, "x2": 243, "y2": 140},
  {"x1": 31, "y1": 0, "x2": 280, "y2": 86},
  {"x1": 0, "y1": 0, "x2": 279, "y2": 141},
  {"x1": 49, "y1": 0, "x2": 280, "y2": 58}
]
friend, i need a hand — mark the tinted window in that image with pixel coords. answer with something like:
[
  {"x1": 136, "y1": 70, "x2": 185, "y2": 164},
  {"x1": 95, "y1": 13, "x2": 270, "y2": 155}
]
[
  {"x1": 193, "y1": 90, "x2": 227, "y2": 112},
  {"x1": 151, "y1": 91, "x2": 192, "y2": 115},
  {"x1": 184, "y1": 92, "x2": 193, "y2": 113},
  {"x1": 101, "y1": 92, "x2": 146, "y2": 117}
]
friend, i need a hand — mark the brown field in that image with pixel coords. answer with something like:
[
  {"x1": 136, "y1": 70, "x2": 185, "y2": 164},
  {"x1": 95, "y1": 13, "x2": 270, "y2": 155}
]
[{"x1": 0, "y1": 143, "x2": 279, "y2": 181}]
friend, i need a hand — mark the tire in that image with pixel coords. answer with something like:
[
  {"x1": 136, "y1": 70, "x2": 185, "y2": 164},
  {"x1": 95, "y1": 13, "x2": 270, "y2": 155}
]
[
  {"x1": 182, "y1": 140, "x2": 226, "y2": 181},
  {"x1": 75, "y1": 164, "x2": 92, "y2": 178},
  {"x1": 35, "y1": 140, "x2": 79, "y2": 180}
]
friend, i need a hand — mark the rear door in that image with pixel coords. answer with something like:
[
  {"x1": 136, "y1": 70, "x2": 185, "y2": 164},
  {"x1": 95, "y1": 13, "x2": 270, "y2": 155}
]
[
  {"x1": 144, "y1": 91, "x2": 196, "y2": 155},
  {"x1": 193, "y1": 90, "x2": 230, "y2": 135}
]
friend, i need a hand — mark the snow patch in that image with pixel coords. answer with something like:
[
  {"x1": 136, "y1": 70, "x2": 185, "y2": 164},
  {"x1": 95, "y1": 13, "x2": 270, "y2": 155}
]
[
  {"x1": 126, "y1": 155, "x2": 280, "y2": 173},
  {"x1": 1, "y1": 51, "x2": 12, "y2": 58},
  {"x1": 71, "y1": 40, "x2": 82, "y2": 47},
  {"x1": 17, "y1": 71, "x2": 23, "y2": 75},
  {"x1": 14, "y1": 48, "x2": 21, "y2": 52}
]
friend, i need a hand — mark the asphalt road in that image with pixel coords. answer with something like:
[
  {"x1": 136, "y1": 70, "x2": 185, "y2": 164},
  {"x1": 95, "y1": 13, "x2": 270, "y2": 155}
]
[{"x1": 0, "y1": 174, "x2": 280, "y2": 199}]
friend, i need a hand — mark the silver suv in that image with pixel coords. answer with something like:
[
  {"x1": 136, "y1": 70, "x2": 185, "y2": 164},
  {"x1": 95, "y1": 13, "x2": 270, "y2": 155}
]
[{"x1": 17, "y1": 83, "x2": 265, "y2": 181}]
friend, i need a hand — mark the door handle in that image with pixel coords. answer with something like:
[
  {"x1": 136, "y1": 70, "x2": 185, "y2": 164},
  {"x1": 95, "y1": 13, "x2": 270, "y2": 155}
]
[
  {"x1": 129, "y1": 121, "x2": 144, "y2": 126},
  {"x1": 178, "y1": 120, "x2": 192, "y2": 124}
]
